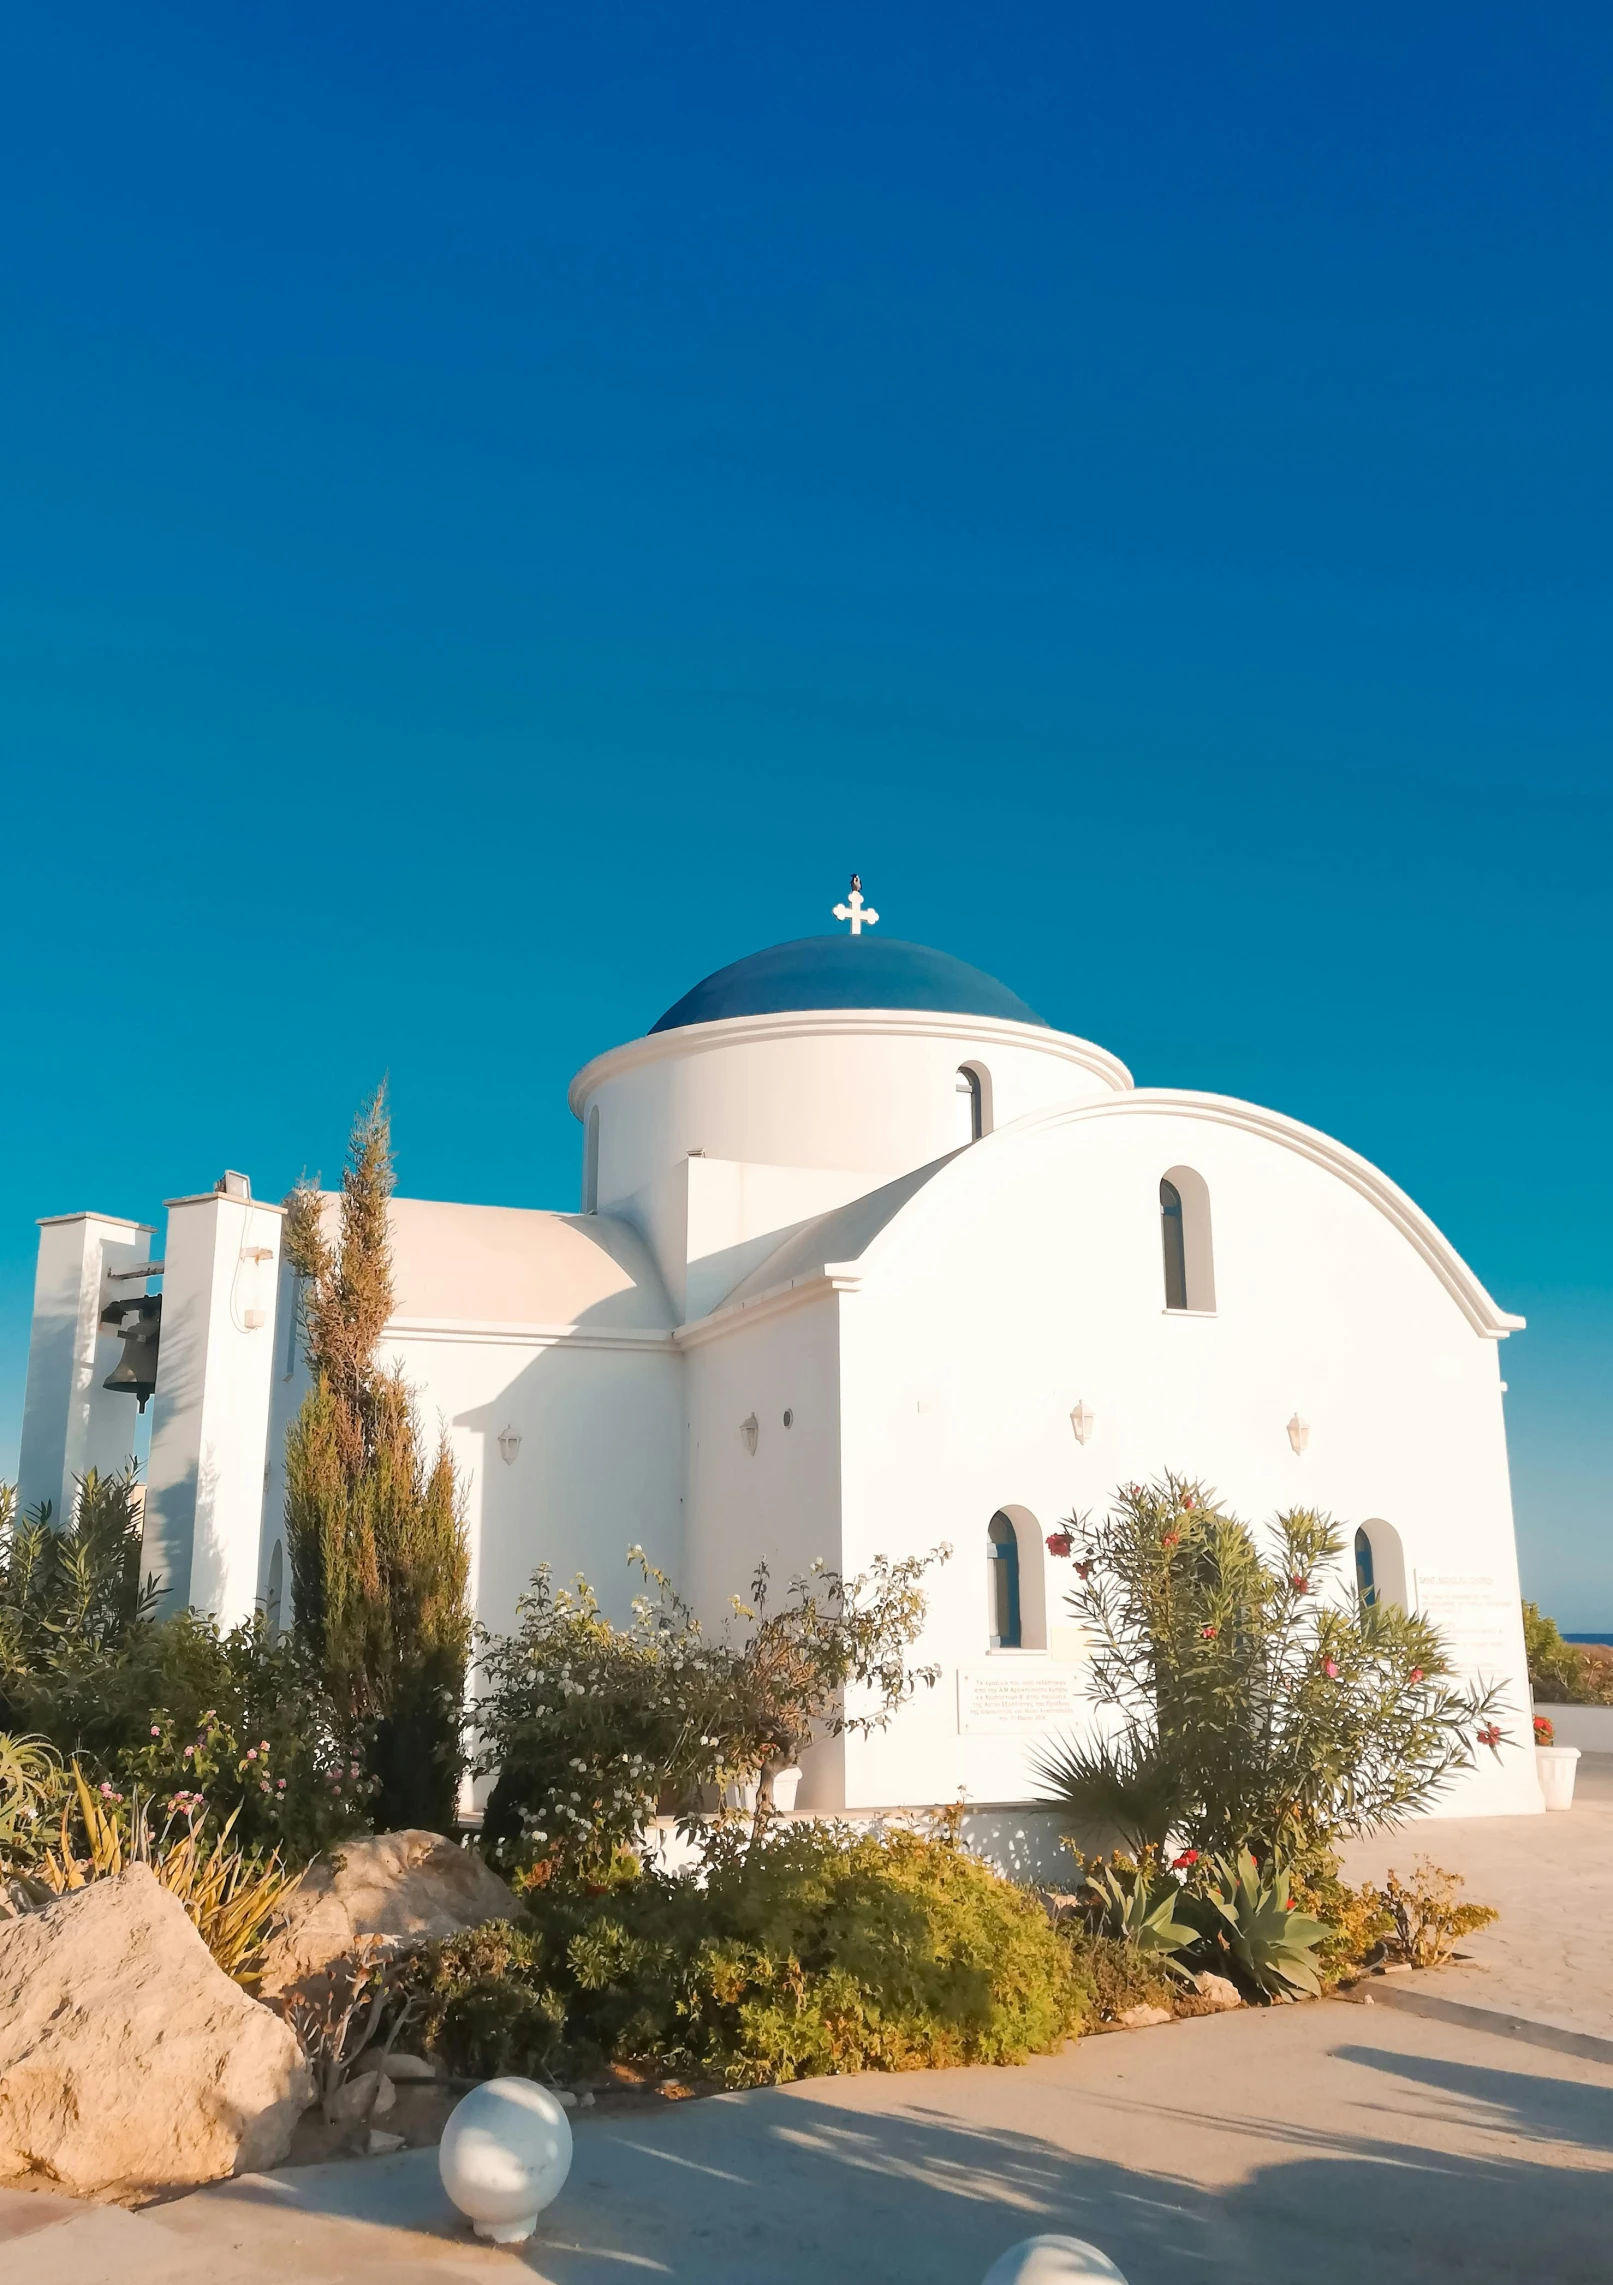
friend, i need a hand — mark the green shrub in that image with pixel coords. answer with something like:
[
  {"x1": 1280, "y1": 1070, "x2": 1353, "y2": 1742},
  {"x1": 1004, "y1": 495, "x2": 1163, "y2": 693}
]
[
  {"x1": 1193, "y1": 1848, "x2": 1333, "y2": 1998},
  {"x1": 1035, "y1": 1474, "x2": 1509, "y2": 1863},
  {"x1": 1, "y1": 1471, "x2": 365, "y2": 1864},
  {"x1": 1521, "y1": 1600, "x2": 1613, "y2": 1706},
  {"x1": 410, "y1": 1819, "x2": 1090, "y2": 2088},
  {"x1": 477, "y1": 1545, "x2": 948, "y2": 1881},
  {"x1": 1080, "y1": 1934, "x2": 1181, "y2": 2022}
]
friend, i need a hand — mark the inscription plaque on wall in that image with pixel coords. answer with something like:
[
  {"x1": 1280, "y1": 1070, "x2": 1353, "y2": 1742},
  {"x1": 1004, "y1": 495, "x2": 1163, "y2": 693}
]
[
  {"x1": 1412, "y1": 1571, "x2": 1513, "y2": 1675},
  {"x1": 957, "y1": 1662, "x2": 1082, "y2": 1736}
]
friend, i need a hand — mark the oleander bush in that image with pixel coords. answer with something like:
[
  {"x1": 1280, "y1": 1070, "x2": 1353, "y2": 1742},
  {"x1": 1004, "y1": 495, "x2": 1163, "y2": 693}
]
[
  {"x1": 1035, "y1": 1474, "x2": 1510, "y2": 1865},
  {"x1": 408, "y1": 1815, "x2": 1091, "y2": 2088}
]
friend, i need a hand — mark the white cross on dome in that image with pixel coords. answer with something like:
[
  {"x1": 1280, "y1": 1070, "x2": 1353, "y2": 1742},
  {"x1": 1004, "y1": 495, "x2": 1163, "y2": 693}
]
[{"x1": 832, "y1": 875, "x2": 879, "y2": 935}]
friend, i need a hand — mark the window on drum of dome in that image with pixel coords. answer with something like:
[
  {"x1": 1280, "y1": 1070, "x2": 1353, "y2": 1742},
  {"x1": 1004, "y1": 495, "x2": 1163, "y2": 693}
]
[
  {"x1": 583, "y1": 1106, "x2": 600, "y2": 1215},
  {"x1": 955, "y1": 1064, "x2": 988, "y2": 1146},
  {"x1": 987, "y1": 1512, "x2": 1022, "y2": 1649},
  {"x1": 1160, "y1": 1179, "x2": 1188, "y2": 1309}
]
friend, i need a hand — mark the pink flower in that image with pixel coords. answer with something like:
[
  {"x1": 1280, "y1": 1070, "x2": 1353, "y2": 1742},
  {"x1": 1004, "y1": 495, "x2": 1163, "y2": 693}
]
[
  {"x1": 1291, "y1": 1575, "x2": 1309, "y2": 1594},
  {"x1": 1324, "y1": 1659, "x2": 1339, "y2": 1679},
  {"x1": 277, "y1": 1777, "x2": 287, "y2": 1790},
  {"x1": 1409, "y1": 1667, "x2": 1424, "y2": 1684},
  {"x1": 1200, "y1": 1624, "x2": 1218, "y2": 1639},
  {"x1": 246, "y1": 1748, "x2": 257, "y2": 1761},
  {"x1": 150, "y1": 1724, "x2": 161, "y2": 1736},
  {"x1": 183, "y1": 1744, "x2": 194, "y2": 1758},
  {"x1": 1181, "y1": 1493, "x2": 1195, "y2": 1510}
]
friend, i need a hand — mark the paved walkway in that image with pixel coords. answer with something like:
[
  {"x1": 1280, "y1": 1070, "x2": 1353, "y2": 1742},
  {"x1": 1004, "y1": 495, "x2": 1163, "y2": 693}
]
[
  {"x1": 1338, "y1": 1751, "x2": 1613, "y2": 2042},
  {"x1": 9, "y1": 1992, "x2": 1613, "y2": 2284}
]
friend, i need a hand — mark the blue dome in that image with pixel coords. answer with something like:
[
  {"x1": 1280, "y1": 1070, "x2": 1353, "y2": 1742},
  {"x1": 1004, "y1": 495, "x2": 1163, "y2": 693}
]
[{"x1": 650, "y1": 936, "x2": 1048, "y2": 1034}]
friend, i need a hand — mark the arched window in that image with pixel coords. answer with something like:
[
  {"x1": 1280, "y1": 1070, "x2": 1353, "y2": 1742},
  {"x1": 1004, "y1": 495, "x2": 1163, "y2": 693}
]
[
  {"x1": 264, "y1": 1540, "x2": 284, "y2": 1640},
  {"x1": 987, "y1": 1512, "x2": 1022, "y2": 1648},
  {"x1": 955, "y1": 1064, "x2": 991, "y2": 1145},
  {"x1": 1160, "y1": 1179, "x2": 1187, "y2": 1310},
  {"x1": 583, "y1": 1105, "x2": 600, "y2": 1214},
  {"x1": 1355, "y1": 1518, "x2": 1406, "y2": 1611},
  {"x1": 1160, "y1": 1165, "x2": 1216, "y2": 1312},
  {"x1": 1354, "y1": 1528, "x2": 1376, "y2": 1609}
]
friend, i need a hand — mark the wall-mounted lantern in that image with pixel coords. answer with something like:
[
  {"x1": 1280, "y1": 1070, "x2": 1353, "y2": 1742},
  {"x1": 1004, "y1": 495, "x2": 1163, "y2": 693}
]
[
  {"x1": 497, "y1": 1425, "x2": 522, "y2": 1466},
  {"x1": 1069, "y1": 1400, "x2": 1096, "y2": 1447},
  {"x1": 740, "y1": 1413, "x2": 759, "y2": 1456},
  {"x1": 1286, "y1": 1413, "x2": 1310, "y2": 1456}
]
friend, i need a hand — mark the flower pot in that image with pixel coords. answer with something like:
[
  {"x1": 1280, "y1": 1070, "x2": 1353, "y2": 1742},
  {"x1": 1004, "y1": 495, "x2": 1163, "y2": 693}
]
[
  {"x1": 1536, "y1": 1744, "x2": 1580, "y2": 1810},
  {"x1": 770, "y1": 1765, "x2": 803, "y2": 1813},
  {"x1": 723, "y1": 1774, "x2": 759, "y2": 1814}
]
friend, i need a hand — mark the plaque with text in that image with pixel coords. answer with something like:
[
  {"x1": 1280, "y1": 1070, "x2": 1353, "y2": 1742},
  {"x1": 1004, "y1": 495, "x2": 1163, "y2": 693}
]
[
  {"x1": 957, "y1": 1662, "x2": 1083, "y2": 1736},
  {"x1": 1412, "y1": 1570, "x2": 1514, "y2": 1675}
]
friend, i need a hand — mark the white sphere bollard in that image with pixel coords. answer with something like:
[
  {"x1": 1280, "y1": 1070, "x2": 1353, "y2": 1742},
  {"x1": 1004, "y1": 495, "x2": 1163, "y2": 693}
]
[
  {"x1": 438, "y1": 2076, "x2": 574, "y2": 2244},
  {"x1": 982, "y1": 2236, "x2": 1130, "y2": 2284}
]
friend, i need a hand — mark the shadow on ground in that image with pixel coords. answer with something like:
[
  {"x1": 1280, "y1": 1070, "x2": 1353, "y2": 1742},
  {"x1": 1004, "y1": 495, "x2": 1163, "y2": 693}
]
[{"x1": 201, "y1": 2029, "x2": 1613, "y2": 2285}]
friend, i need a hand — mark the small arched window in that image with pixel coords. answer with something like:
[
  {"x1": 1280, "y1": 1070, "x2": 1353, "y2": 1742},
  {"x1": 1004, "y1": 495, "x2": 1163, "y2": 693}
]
[
  {"x1": 1354, "y1": 1528, "x2": 1376, "y2": 1609},
  {"x1": 1160, "y1": 1179, "x2": 1188, "y2": 1310},
  {"x1": 955, "y1": 1065, "x2": 986, "y2": 1146},
  {"x1": 583, "y1": 1105, "x2": 600, "y2": 1214},
  {"x1": 1160, "y1": 1165, "x2": 1216, "y2": 1312},
  {"x1": 264, "y1": 1540, "x2": 284, "y2": 1640},
  {"x1": 987, "y1": 1512, "x2": 1022, "y2": 1648}
]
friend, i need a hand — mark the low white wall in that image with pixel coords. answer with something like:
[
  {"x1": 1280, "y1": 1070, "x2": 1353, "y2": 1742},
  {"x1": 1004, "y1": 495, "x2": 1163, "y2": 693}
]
[
  {"x1": 638, "y1": 1804, "x2": 1074, "y2": 1886},
  {"x1": 1534, "y1": 1705, "x2": 1613, "y2": 1752}
]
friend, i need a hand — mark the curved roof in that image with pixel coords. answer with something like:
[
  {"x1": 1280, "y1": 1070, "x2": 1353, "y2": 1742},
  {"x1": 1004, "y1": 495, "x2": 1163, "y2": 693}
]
[{"x1": 650, "y1": 935, "x2": 1048, "y2": 1035}]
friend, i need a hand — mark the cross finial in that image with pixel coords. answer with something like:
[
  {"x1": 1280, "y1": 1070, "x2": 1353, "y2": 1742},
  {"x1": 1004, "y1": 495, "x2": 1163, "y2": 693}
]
[{"x1": 833, "y1": 873, "x2": 879, "y2": 936}]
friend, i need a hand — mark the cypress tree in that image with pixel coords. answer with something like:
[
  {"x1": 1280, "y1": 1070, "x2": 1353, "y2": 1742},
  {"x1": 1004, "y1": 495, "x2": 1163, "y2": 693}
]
[{"x1": 283, "y1": 1086, "x2": 470, "y2": 1831}]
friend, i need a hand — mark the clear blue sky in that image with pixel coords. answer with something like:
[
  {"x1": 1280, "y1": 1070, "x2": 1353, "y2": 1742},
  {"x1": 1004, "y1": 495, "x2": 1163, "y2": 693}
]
[{"x1": 2, "y1": 7, "x2": 1608, "y2": 1618}]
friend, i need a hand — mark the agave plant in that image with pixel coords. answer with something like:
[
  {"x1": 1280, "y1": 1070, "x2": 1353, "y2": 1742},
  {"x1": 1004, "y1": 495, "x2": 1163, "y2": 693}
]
[
  {"x1": 1079, "y1": 1856, "x2": 1199, "y2": 1969},
  {"x1": 1201, "y1": 1848, "x2": 1333, "y2": 1997}
]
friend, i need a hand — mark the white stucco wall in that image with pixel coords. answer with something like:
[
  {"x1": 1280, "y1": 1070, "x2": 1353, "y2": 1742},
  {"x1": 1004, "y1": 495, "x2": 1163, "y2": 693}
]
[
  {"x1": 570, "y1": 1010, "x2": 1132, "y2": 1238},
  {"x1": 143, "y1": 1192, "x2": 284, "y2": 1625},
  {"x1": 16, "y1": 1212, "x2": 158, "y2": 1523},
  {"x1": 822, "y1": 1091, "x2": 1538, "y2": 1819}
]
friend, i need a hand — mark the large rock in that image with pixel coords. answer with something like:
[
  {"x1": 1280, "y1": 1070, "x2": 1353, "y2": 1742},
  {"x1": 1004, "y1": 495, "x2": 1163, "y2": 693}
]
[
  {"x1": 256, "y1": 1829, "x2": 516, "y2": 1998},
  {"x1": 0, "y1": 1864, "x2": 312, "y2": 2197}
]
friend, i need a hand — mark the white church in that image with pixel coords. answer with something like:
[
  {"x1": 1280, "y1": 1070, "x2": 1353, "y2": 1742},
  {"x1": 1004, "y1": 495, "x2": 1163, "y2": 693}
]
[{"x1": 16, "y1": 884, "x2": 1543, "y2": 1827}]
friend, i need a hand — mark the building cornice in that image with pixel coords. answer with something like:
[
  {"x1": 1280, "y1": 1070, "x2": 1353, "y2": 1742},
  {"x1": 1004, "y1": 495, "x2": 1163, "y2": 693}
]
[
  {"x1": 673, "y1": 1267, "x2": 862, "y2": 1350},
  {"x1": 567, "y1": 1008, "x2": 1133, "y2": 1119}
]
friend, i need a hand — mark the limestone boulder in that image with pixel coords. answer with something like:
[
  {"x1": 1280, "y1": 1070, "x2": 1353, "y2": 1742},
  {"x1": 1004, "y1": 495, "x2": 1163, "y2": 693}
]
[
  {"x1": 0, "y1": 1864, "x2": 312, "y2": 2197},
  {"x1": 256, "y1": 1829, "x2": 516, "y2": 1998}
]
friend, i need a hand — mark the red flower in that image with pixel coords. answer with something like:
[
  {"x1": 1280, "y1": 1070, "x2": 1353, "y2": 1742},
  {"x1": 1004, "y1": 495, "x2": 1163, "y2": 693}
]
[
  {"x1": 1200, "y1": 1624, "x2": 1218, "y2": 1639},
  {"x1": 1074, "y1": 1560, "x2": 1092, "y2": 1579},
  {"x1": 1045, "y1": 1531, "x2": 1073, "y2": 1558},
  {"x1": 1162, "y1": 1530, "x2": 1181, "y2": 1550},
  {"x1": 1291, "y1": 1575, "x2": 1309, "y2": 1594},
  {"x1": 1181, "y1": 1493, "x2": 1196, "y2": 1510},
  {"x1": 1324, "y1": 1658, "x2": 1339, "y2": 1679},
  {"x1": 1477, "y1": 1723, "x2": 1502, "y2": 1748},
  {"x1": 1171, "y1": 1849, "x2": 1200, "y2": 1868},
  {"x1": 1409, "y1": 1667, "x2": 1424, "y2": 1684}
]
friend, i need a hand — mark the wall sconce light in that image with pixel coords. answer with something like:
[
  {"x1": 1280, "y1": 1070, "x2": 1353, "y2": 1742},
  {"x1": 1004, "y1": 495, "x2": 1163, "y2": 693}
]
[
  {"x1": 1069, "y1": 1400, "x2": 1096, "y2": 1447},
  {"x1": 497, "y1": 1425, "x2": 522, "y2": 1466},
  {"x1": 740, "y1": 1413, "x2": 759, "y2": 1456},
  {"x1": 1286, "y1": 1413, "x2": 1310, "y2": 1456}
]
